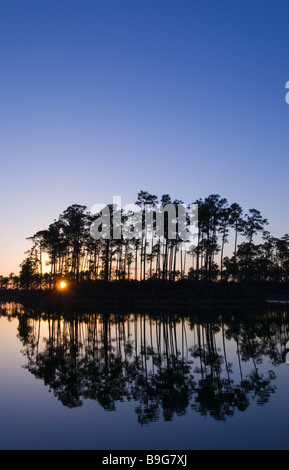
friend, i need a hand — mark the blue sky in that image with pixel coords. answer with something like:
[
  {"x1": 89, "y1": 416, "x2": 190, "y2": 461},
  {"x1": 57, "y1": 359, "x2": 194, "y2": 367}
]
[{"x1": 1, "y1": 0, "x2": 289, "y2": 275}]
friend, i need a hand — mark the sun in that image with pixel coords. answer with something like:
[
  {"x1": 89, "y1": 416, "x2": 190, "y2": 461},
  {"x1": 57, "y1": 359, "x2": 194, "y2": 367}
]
[{"x1": 59, "y1": 281, "x2": 67, "y2": 289}]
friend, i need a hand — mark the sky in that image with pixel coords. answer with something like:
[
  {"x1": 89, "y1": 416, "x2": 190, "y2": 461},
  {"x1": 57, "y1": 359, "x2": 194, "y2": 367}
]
[{"x1": 1, "y1": 0, "x2": 289, "y2": 276}]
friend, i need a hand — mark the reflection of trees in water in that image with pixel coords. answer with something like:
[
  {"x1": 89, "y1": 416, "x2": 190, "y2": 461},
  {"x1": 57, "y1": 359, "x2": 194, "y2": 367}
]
[
  {"x1": 1, "y1": 304, "x2": 289, "y2": 424},
  {"x1": 18, "y1": 313, "x2": 195, "y2": 423},
  {"x1": 189, "y1": 317, "x2": 278, "y2": 421}
]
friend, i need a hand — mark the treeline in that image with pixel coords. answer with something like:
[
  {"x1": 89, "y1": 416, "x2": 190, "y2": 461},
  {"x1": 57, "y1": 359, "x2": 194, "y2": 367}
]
[
  {"x1": 1, "y1": 305, "x2": 285, "y2": 419},
  {"x1": 2, "y1": 190, "x2": 289, "y2": 290}
]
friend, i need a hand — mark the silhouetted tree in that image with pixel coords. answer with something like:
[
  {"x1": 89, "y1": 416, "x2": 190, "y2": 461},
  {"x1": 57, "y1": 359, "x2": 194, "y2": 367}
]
[
  {"x1": 13, "y1": 190, "x2": 288, "y2": 287},
  {"x1": 19, "y1": 257, "x2": 37, "y2": 290}
]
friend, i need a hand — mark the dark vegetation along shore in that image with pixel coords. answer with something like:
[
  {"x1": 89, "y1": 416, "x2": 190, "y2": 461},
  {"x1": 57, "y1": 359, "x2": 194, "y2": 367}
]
[
  {"x1": 1, "y1": 279, "x2": 289, "y2": 311},
  {"x1": 1, "y1": 191, "x2": 289, "y2": 311}
]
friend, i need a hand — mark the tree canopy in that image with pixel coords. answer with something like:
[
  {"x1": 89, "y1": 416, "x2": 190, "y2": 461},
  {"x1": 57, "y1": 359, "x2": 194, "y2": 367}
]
[{"x1": 2, "y1": 191, "x2": 289, "y2": 289}]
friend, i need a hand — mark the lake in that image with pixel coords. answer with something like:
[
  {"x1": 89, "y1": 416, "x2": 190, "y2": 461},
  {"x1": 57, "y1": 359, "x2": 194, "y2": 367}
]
[{"x1": 0, "y1": 301, "x2": 288, "y2": 450}]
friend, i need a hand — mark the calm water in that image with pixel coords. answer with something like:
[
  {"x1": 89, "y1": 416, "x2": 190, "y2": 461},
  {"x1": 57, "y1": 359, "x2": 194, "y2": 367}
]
[{"x1": 0, "y1": 301, "x2": 289, "y2": 450}]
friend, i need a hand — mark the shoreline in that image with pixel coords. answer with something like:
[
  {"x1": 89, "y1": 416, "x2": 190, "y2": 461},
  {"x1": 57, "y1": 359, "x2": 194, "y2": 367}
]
[{"x1": 1, "y1": 281, "x2": 288, "y2": 311}]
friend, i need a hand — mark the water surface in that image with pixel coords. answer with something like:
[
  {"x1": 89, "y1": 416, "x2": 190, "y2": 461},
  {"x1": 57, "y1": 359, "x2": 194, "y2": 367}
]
[{"x1": 0, "y1": 302, "x2": 288, "y2": 450}]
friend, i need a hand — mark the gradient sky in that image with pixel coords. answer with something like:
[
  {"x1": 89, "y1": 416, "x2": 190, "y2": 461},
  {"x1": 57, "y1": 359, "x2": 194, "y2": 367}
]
[{"x1": 1, "y1": 0, "x2": 289, "y2": 276}]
